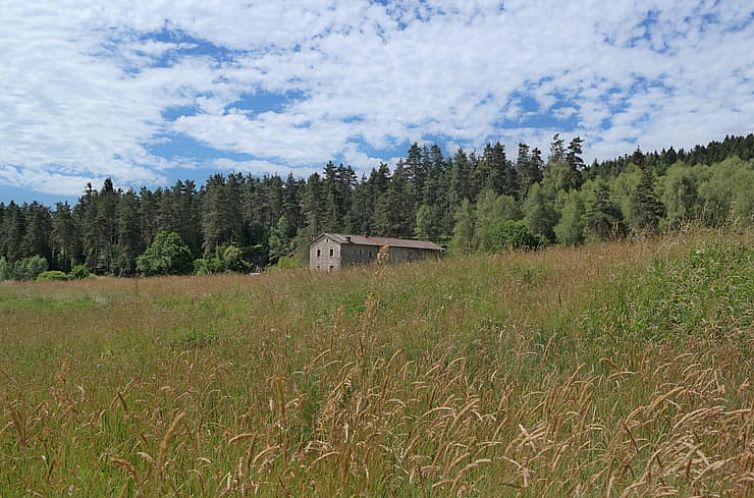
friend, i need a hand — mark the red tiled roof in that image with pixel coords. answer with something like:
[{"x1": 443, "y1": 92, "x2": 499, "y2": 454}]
[{"x1": 317, "y1": 233, "x2": 443, "y2": 251}]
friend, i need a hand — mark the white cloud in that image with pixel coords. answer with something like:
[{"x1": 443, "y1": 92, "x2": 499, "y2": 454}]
[{"x1": 0, "y1": 0, "x2": 753, "y2": 196}]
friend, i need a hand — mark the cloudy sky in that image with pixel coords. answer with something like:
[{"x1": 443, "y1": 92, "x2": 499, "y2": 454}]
[{"x1": 1, "y1": 0, "x2": 753, "y2": 202}]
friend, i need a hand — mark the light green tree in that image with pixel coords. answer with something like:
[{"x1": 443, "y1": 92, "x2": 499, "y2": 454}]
[
  {"x1": 136, "y1": 231, "x2": 193, "y2": 276},
  {"x1": 554, "y1": 190, "x2": 585, "y2": 245},
  {"x1": 450, "y1": 199, "x2": 475, "y2": 255}
]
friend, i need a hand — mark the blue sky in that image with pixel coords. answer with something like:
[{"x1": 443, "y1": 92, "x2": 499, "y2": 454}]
[{"x1": 1, "y1": 0, "x2": 753, "y2": 204}]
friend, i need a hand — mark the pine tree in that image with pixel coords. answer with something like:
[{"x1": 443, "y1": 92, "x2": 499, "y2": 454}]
[
  {"x1": 268, "y1": 215, "x2": 293, "y2": 262},
  {"x1": 201, "y1": 174, "x2": 227, "y2": 255},
  {"x1": 23, "y1": 202, "x2": 52, "y2": 261},
  {"x1": 449, "y1": 149, "x2": 472, "y2": 208},
  {"x1": 303, "y1": 173, "x2": 324, "y2": 239},
  {"x1": 565, "y1": 136, "x2": 585, "y2": 189},
  {"x1": 584, "y1": 182, "x2": 624, "y2": 241},
  {"x1": 283, "y1": 174, "x2": 304, "y2": 237},
  {"x1": 173, "y1": 180, "x2": 202, "y2": 258},
  {"x1": 0, "y1": 203, "x2": 6, "y2": 260},
  {"x1": 549, "y1": 134, "x2": 565, "y2": 164},
  {"x1": 51, "y1": 202, "x2": 78, "y2": 270},
  {"x1": 3, "y1": 202, "x2": 26, "y2": 262},
  {"x1": 630, "y1": 168, "x2": 665, "y2": 234},
  {"x1": 375, "y1": 163, "x2": 414, "y2": 238},
  {"x1": 115, "y1": 190, "x2": 144, "y2": 275}
]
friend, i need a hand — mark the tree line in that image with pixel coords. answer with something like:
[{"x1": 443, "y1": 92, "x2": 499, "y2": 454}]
[{"x1": 1, "y1": 133, "x2": 754, "y2": 279}]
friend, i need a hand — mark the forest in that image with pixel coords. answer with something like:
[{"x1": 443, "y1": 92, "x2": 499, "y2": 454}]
[{"x1": 1, "y1": 133, "x2": 754, "y2": 280}]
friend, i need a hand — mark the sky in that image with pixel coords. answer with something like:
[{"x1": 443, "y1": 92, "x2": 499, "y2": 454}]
[{"x1": 1, "y1": 0, "x2": 753, "y2": 204}]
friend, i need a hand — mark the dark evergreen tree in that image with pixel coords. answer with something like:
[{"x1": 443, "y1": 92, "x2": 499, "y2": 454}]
[
  {"x1": 549, "y1": 133, "x2": 566, "y2": 164},
  {"x1": 23, "y1": 202, "x2": 52, "y2": 261},
  {"x1": 584, "y1": 182, "x2": 624, "y2": 241},
  {"x1": 115, "y1": 190, "x2": 143, "y2": 275},
  {"x1": 630, "y1": 168, "x2": 665, "y2": 234},
  {"x1": 51, "y1": 202, "x2": 78, "y2": 270},
  {"x1": 3, "y1": 202, "x2": 26, "y2": 262}
]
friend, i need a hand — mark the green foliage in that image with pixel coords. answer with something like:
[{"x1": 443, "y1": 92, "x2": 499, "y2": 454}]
[
  {"x1": 4, "y1": 135, "x2": 754, "y2": 277},
  {"x1": 221, "y1": 245, "x2": 248, "y2": 273},
  {"x1": 661, "y1": 163, "x2": 703, "y2": 228},
  {"x1": 136, "y1": 231, "x2": 193, "y2": 276},
  {"x1": 584, "y1": 240, "x2": 754, "y2": 340},
  {"x1": 68, "y1": 264, "x2": 91, "y2": 279},
  {"x1": 414, "y1": 204, "x2": 433, "y2": 241},
  {"x1": 474, "y1": 190, "x2": 522, "y2": 251},
  {"x1": 268, "y1": 215, "x2": 294, "y2": 263},
  {"x1": 449, "y1": 199, "x2": 475, "y2": 255},
  {"x1": 36, "y1": 270, "x2": 69, "y2": 282},
  {"x1": 194, "y1": 244, "x2": 251, "y2": 275},
  {"x1": 610, "y1": 165, "x2": 642, "y2": 224},
  {"x1": 630, "y1": 168, "x2": 666, "y2": 234},
  {"x1": 489, "y1": 219, "x2": 540, "y2": 250},
  {"x1": 696, "y1": 157, "x2": 754, "y2": 227},
  {"x1": 554, "y1": 190, "x2": 585, "y2": 245},
  {"x1": 523, "y1": 183, "x2": 558, "y2": 243},
  {"x1": 276, "y1": 256, "x2": 304, "y2": 269},
  {"x1": 1, "y1": 255, "x2": 49, "y2": 281},
  {"x1": 583, "y1": 181, "x2": 625, "y2": 241}
]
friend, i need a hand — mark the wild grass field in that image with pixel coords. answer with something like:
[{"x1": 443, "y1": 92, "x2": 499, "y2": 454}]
[{"x1": 2, "y1": 230, "x2": 754, "y2": 497}]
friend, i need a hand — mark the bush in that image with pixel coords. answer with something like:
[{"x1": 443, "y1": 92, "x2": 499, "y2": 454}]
[
  {"x1": 496, "y1": 220, "x2": 541, "y2": 249},
  {"x1": 136, "y1": 232, "x2": 194, "y2": 276},
  {"x1": 68, "y1": 265, "x2": 91, "y2": 279},
  {"x1": 36, "y1": 270, "x2": 69, "y2": 282},
  {"x1": 194, "y1": 256, "x2": 224, "y2": 275},
  {"x1": 277, "y1": 256, "x2": 304, "y2": 269},
  {"x1": 2, "y1": 256, "x2": 49, "y2": 281},
  {"x1": 194, "y1": 244, "x2": 251, "y2": 275}
]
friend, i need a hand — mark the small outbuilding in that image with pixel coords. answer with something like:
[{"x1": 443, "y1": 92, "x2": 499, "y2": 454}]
[{"x1": 309, "y1": 233, "x2": 443, "y2": 271}]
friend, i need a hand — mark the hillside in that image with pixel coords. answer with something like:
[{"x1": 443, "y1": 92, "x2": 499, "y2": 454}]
[{"x1": 2, "y1": 229, "x2": 754, "y2": 496}]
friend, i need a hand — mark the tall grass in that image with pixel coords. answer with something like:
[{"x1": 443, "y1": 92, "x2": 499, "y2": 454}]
[{"x1": 1, "y1": 229, "x2": 753, "y2": 496}]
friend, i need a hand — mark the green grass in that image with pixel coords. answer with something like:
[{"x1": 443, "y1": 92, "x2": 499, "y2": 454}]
[{"x1": 1, "y1": 230, "x2": 754, "y2": 496}]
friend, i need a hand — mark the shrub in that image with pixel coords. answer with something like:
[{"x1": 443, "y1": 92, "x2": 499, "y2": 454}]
[
  {"x1": 36, "y1": 270, "x2": 69, "y2": 282},
  {"x1": 68, "y1": 265, "x2": 91, "y2": 279},
  {"x1": 2, "y1": 256, "x2": 49, "y2": 281},
  {"x1": 194, "y1": 245, "x2": 250, "y2": 274},
  {"x1": 277, "y1": 256, "x2": 304, "y2": 269},
  {"x1": 194, "y1": 256, "x2": 224, "y2": 275},
  {"x1": 136, "y1": 231, "x2": 193, "y2": 276},
  {"x1": 495, "y1": 220, "x2": 541, "y2": 249}
]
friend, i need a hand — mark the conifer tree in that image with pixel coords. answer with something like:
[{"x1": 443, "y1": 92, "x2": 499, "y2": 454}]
[
  {"x1": 630, "y1": 168, "x2": 665, "y2": 234},
  {"x1": 115, "y1": 190, "x2": 143, "y2": 275},
  {"x1": 584, "y1": 181, "x2": 624, "y2": 241},
  {"x1": 51, "y1": 202, "x2": 78, "y2": 270}
]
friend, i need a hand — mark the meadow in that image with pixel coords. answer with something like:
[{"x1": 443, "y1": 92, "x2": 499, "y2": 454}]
[{"x1": 2, "y1": 230, "x2": 754, "y2": 497}]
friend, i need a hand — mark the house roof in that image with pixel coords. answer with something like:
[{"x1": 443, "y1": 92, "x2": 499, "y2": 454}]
[{"x1": 315, "y1": 233, "x2": 444, "y2": 251}]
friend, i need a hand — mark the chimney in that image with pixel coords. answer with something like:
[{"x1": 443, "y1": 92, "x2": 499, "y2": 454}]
[{"x1": 345, "y1": 236, "x2": 351, "y2": 243}]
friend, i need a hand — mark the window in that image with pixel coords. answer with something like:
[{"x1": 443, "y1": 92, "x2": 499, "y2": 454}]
[
  {"x1": 369, "y1": 251, "x2": 373, "y2": 257},
  {"x1": 329, "y1": 265, "x2": 334, "y2": 271},
  {"x1": 330, "y1": 248, "x2": 334, "y2": 257},
  {"x1": 359, "y1": 249, "x2": 362, "y2": 255},
  {"x1": 317, "y1": 248, "x2": 321, "y2": 258}
]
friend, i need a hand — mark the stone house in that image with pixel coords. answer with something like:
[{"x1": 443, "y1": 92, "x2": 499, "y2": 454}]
[{"x1": 309, "y1": 233, "x2": 444, "y2": 271}]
